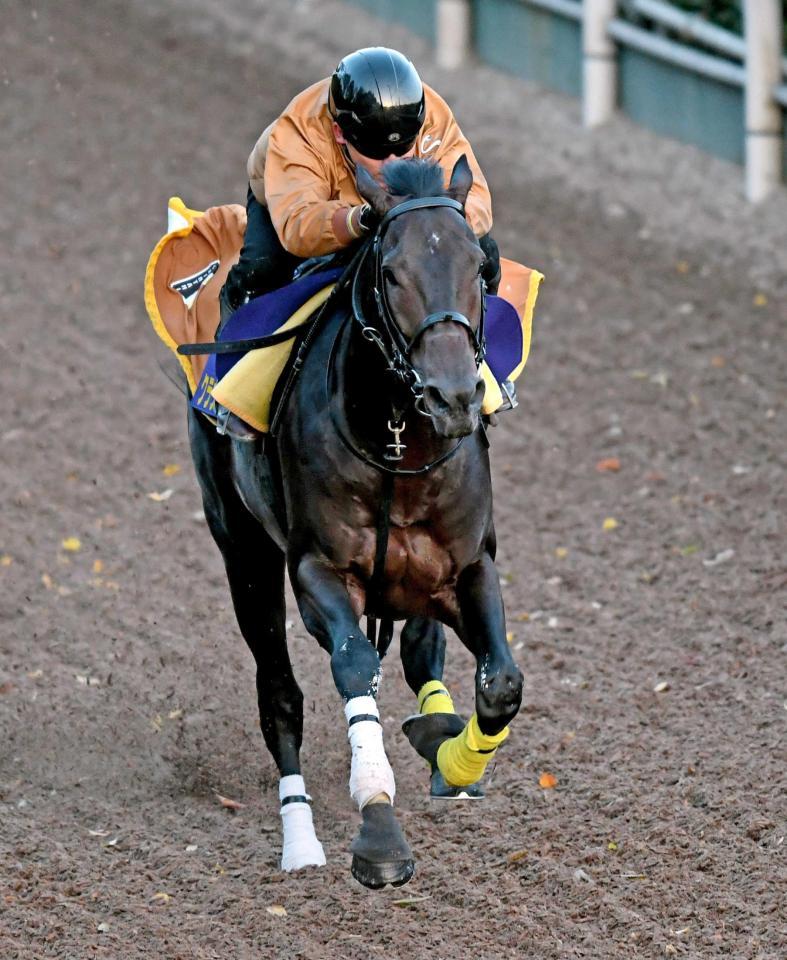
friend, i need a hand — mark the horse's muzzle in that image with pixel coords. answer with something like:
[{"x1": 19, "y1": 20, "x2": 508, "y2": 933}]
[{"x1": 419, "y1": 377, "x2": 485, "y2": 439}]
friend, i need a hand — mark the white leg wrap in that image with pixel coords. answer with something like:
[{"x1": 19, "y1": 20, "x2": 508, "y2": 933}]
[
  {"x1": 345, "y1": 696, "x2": 396, "y2": 810},
  {"x1": 278, "y1": 774, "x2": 326, "y2": 872}
]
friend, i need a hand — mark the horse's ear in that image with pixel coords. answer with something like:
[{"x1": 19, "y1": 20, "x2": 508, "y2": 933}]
[
  {"x1": 356, "y1": 164, "x2": 391, "y2": 218},
  {"x1": 447, "y1": 154, "x2": 473, "y2": 209}
]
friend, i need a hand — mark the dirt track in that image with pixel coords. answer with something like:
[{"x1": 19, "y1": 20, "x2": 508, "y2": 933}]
[{"x1": 1, "y1": 1, "x2": 785, "y2": 957}]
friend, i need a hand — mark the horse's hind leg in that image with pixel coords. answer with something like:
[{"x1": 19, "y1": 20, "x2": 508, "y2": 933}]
[
  {"x1": 400, "y1": 617, "x2": 484, "y2": 800},
  {"x1": 188, "y1": 410, "x2": 325, "y2": 871}
]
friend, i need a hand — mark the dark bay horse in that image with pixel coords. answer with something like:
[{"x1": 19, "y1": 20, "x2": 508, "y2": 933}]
[{"x1": 187, "y1": 156, "x2": 523, "y2": 889}]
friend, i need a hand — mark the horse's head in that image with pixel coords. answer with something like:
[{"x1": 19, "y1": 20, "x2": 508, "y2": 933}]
[{"x1": 357, "y1": 156, "x2": 486, "y2": 440}]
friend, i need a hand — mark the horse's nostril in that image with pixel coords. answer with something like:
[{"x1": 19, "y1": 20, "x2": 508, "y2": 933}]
[{"x1": 424, "y1": 385, "x2": 452, "y2": 414}]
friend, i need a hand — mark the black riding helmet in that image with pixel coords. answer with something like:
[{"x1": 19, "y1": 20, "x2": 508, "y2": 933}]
[{"x1": 328, "y1": 47, "x2": 425, "y2": 160}]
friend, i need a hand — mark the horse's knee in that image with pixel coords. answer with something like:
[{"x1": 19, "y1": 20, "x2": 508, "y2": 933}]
[
  {"x1": 475, "y1": 663, "x2": 523, "y2": 734},
  {"x1": 330, "y1": 633, "x2": 381, "y2": 701}
]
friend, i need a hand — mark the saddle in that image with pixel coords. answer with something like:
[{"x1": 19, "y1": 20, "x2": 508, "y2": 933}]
[{"x1": 145, "y1": 197, "x2": 543, "y2": 432}]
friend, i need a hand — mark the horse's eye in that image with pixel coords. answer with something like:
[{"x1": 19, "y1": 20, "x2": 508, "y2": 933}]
[
  {"x1": 383, "y1": 268, "x2": 399, "y2": 288},
  {"x1": 477, "y1": 259, "x2": 487, "y2": 277}
]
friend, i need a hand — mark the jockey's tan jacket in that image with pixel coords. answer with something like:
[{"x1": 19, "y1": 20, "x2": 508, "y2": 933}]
[{"x1": 247, "y1": 78, "x2": 493, "y2": 258}]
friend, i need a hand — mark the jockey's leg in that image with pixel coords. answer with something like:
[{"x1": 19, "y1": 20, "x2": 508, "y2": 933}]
[
  {"x1": 293, "y1": 553, "x2": 414, "y2": 888},
  {"x1": 220, "y1": 185, "x2": 300, "y2": 322},
  {"x1": 189, "y1": 408, "x2": 325, "y2": 870},
  {"x1": 435, "y1": 552, "x2": 523, "y2": 788}
]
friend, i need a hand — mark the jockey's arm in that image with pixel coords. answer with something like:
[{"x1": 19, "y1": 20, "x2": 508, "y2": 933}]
[{"x1": 255, "y1": 117, "x2": 356, "y2": 259}]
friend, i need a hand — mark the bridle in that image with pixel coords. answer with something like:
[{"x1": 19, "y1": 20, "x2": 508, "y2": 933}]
[{"x1": 350, "y1": 195, "x2": 487, "y2": 415}]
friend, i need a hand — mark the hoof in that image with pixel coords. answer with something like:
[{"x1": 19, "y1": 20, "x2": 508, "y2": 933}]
[
  {"x1": 430, "y1": 764, "x2": 485, "y2": 800},
  {"x1": 350, "y1": 803, "x2": 415, "y2": 890},
  {"x1": 401, "y1": 712, "x2": 466, "y2": 764}
]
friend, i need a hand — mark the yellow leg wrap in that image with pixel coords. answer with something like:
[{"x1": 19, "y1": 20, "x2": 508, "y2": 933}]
[
  {"x1": 417, "y1": 680, "x2": 455, "y2": 716},
  {"x1": 436, "y1": 714, "x2": 509, "y2": 787}
]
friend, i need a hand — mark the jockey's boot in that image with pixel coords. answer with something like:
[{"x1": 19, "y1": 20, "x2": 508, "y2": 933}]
[{"x1": 214, "y1": 285, "x2": 263, "y2": 443}]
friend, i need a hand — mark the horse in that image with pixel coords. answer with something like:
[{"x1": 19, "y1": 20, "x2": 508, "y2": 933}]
[{"x1": 187, "y1": 156, "x2": 523, "y2": 889}]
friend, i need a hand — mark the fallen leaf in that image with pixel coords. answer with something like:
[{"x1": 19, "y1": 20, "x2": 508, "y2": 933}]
[
  {"x1": 150, "y1": 714, "x2": 163, "y2": 732},
  {"x1": 653, "y1": 681, "x2": 670, "y2": 693},
  {"x1": 675, "y1": 260, "x2": 690, "y2": 274},
  {"x1": 88, "y1": 829, "x2": 110, "y2": 837},
  {"x1": 162, "y1": 464, "x2": 181, "y2": 477},
  {"x1": 151, "y1": 892, "x2": 171, "y2": 903},
  {"x1": 710, "y1": 355, "x2": 726, "y2": 368},
  {"x1": 753, "y1": 292, "x2": 767, "y2": 307},
  {"x1": 506, "y1": 631, "x2": 514, "y2": 644},
  {"x1": 539, "y1": 772, "x2": 558, "y2": 789},
  {"x1": 96, "y1": 922, "x2": 110, "y2": 934},
  {"x1": 61, "y1": 537, "x2": 82, "y2": 552},
  {"x1": 554, "y1": 547, "x2": 568, "y2": 559},
  {"x1": 41, "y1": 573, "x2": 53, "y2": 590},
  {"x1": 26, "y1": 669, "x2": 43, "y2": 679},
  {"x1": 679, "y1": 544, "x2": 699, "y2": 556},
  {"x1": 92, "y1": 560, "x2": 104, "y2": 574},
  {"x1": 507, "y1": 849, "x2": 527, "y2": 863},
  {"x1": 185, "y1": 844, "x2": 198, "y2": 852},
  {"x1": 266, "y1": 904, "x2": 287, "y2": 917},
  {"x1": 147, "y1": 489, "x2": 173, "y2": 502},
  {"x1": 607, "y1": 840, "x2": 618, "y2": 851},
  {"x1": 392, "y1": 895, "x2": 431, "y2": 907},
  {"x1": 168, "y1": 708, "x2": 183, "y2": 720},
  {"x1": 515, "y1": 612, "x2": 530, "y2": 622},
  {"x1": 602, "y1": 517, "x2": 618, "y2": 531},
  {"x1": 0, "y1": 682, "x2": 14, "y2": 695},
  {"x1": 703, "y1": 548, "x2": 734, "y2": 567},
  {"x1": 0, "y1": 555, "x2": 12, "y2": 567},
  {"x1": 596, "y1": 457, "x2": 621, "y2": 473},
  {"x1": 216, "y1": 793, "x2": 245, "y2": 811}
]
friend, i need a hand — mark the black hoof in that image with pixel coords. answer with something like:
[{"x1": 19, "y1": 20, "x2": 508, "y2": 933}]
[
  {"x1": 430, "y1": 764, "x2": 485, "y2": 800},
  {"x1": 401, "y1": 712, "x2": 466, "y2": 764},
  {"x1": 350, "y1": 803, "x2": 415, "y2": 890}
]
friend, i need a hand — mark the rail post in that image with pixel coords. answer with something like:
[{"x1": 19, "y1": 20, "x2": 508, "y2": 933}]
[
  {"x1": 583, "y1": 0, "x2": 618, "y2": 127},
  {"x1": 743, "y1": 0, "x2": 783, "y2": 202},
  {"x1": 436, "y1": 0, "x2": 472, "y2": 71}
]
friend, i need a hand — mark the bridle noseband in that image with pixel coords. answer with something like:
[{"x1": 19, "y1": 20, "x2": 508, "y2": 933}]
[{"x1": 351, "y1": 195, "x2": 487, "y2": 409}]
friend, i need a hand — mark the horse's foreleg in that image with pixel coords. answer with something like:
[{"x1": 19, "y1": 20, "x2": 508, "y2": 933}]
[
  {"x1": 435, "y1": 552, "x2": 523, "y2": 788},
  {"x1": 293, "y1": 553, "x2": 414, "y2": 888}
]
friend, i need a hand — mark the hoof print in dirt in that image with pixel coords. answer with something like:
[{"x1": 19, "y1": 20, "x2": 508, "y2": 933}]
[
  {"x1": 350, "y1": 803, "x2": 415, "y2": 890},
  {"x1": 401, "y1": 712, "x2": 466, "y2": 763}
]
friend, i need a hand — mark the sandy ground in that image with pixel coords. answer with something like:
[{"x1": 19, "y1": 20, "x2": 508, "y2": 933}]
[{"x1": 1, "y1": 1, "x2": 785, "y2": 957}]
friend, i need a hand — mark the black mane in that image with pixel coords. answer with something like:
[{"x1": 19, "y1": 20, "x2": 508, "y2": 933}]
[{"x1": 382, "y1": 158, "x2": 445, "y2": 198}]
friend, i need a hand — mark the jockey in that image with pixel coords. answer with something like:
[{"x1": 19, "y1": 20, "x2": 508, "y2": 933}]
[
  {"x1": 221, "y1": 46, "x2": 500, "y2": 320},
  {"x1": 217, "y1": 46, "x2": 501, "y2": 438}
]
